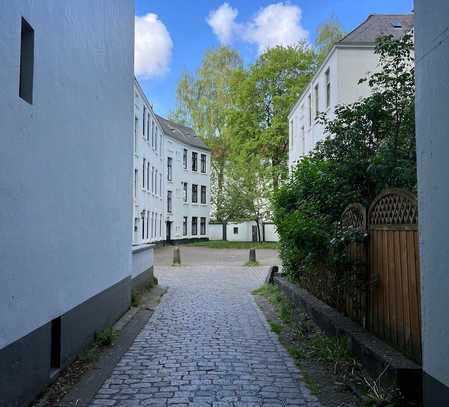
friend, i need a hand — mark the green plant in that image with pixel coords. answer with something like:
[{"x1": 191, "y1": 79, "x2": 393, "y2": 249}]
[
  {"x1": 269, "y1": 321, "x2": 282, "y2": 334},
  {"x1": 131, "y1": 290, "x2": 141, "y2": 307},
  {"x1": 95, "y1": 326, "x2": 118, "y2": 347},
  {"x1": 78, "y1": 346, "x2": 100, "y2": 363},
  {"x1": 308, "y1": 335, "x2": 353, "y2": 374},
  {"x1": 287, "y1": 345, "x2": 303, "y2": 360},
  {"x1": 244, "y1": 260, "x2": 260, "y2": 267}
]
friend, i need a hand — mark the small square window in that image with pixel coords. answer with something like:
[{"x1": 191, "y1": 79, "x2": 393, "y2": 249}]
[{"x1": 233, "y1": 227, "x2": 238, "y2": 234}]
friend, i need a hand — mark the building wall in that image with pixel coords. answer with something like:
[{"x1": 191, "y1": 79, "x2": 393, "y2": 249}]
[
  {"x1": 165, "y1": 136, "x2": 211, "y2": 241},
  {"x1": 133, "y1": 82, "x2": 165, "y2": 246},
  {"x1": 0, "y1": 1, "x2": 134, "y2": 404},
  {"x1": 131, "y1": 245, "x2": 154, "y2": 291},
  {"x1": 415, "y1": 1, "x2": 449, "y2": 403},
  {"x1": 209, "y1": 224, "x2": 224, "y2": 240},
  {"x1": 263, "y1": 223, "x2": 279, "y2": 242},
  {"x1": 288, "y1": 46, "x2": 378, "y2": 172}
]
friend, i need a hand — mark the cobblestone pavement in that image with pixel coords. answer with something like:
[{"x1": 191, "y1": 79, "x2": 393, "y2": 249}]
[{"x1": 91, "y1": 266, "x2": 320, "y2": 407}]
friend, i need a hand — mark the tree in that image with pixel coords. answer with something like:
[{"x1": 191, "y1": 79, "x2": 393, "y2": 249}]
[
  {"x1": 315, "y1": 17, "x2": 345, "y2": 62},
  {"x1": 273, "y1": 33, "x2": 416, "y2": 280},
  {"x1": 229, "y1": 44, "x2": 317, "y2": 191},
  {"x1": 170, "y1": 47, "x2": 243, "y2": 222}
]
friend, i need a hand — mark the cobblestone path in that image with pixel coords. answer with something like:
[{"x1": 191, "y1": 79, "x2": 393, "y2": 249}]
[{"x1": 91, "y1": 266, "x2": 320, "y2": 407}]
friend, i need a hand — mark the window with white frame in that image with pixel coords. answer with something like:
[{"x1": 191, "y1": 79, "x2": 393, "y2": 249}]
[
  {"x1": 151, "y1": 166, "x2": 154, "y2": 193},
  {"x1": 200, "y1": 154, "x2": 206, "y2": 173},
  {"x1": 200, "y1": 217, "x2": 206, "y2": 235},
  {"x1": 191, "y1": 217, "x2": 198, "y2": 235},
  {"x1": 134, "y1": 116, "x2": 138, "y2": 153},
  {"x1": 192, "y1": 184, "x2": 198, "y2": 203},
  {"x1": 183, "y1": 182, "x2": 188, "y2": 202},
  {"x1": 183, "y1": 216, "x2": 188, "y2": 236},
  {"x1": 146, "y1": 162, "x2": 150, "y2": 190},
  {"x1": 325, "y1": 68, "x2": 331, "y2": 108},
  {"x1": 147, "y1": 113, "x2": 150, "y2": 141},
  {"x1": 314, "y1": 84, "x2": 319, "y2": 116},
  {"x1": 183, "y1": 149, "x2": 188, "y2": 169},
  {"x1": 308, "y1": 94, "x2": 312, "y2": 127},
  {"x1": 142, "y1": 158, "x2": 146, "y2": 189},
  {"x1": 167, "y1": 191, "x2": 172, "y2": 213},
  {"x1": 167, "y1": 157, "x2": 173, "y2": 181},
  {"x1": 192, "y1": 152, "x2": 198, "y2": 172},
  {"x1": 143, "y1": 106, "x2": 146, "y2": 136},
  {"x1": 201, "y1": 186, "x2": 206, "y2": 204}
]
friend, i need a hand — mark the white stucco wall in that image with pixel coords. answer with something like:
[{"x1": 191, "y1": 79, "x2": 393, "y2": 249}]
[
  {"x1": 0, "y1": 0, "x2": 134, "y2": 349},
  {"x1": 165, "y1": 136, "x2": 211, "y2": 240},
  {"x1": 263, "y1": 224, "x2": 279, "y2": 242},
  {"x1": 208, "y1": 224, "x2": 224, "y2": 240},
  {"x1": 288, "y1": 46, "x2": 378, "y2": 172},
  {"x1": 415, "y1": 0, "x2": 449, "y2": 391},
  {"x1": 133, "y1": 81, "x2": 165, "y2": 246},
  {"x1": 131, "y1": 245, "x2": 154, "y2": 279}
]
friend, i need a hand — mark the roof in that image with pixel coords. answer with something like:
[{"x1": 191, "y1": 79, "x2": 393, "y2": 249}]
[
  {"x1": 288, "y1": 14, "x2": 414, "y2": 119},
  {"x1": 338, "y1": 14, "x2": 414, "y2": 45},
  {"x1": 155, "y1": 115, "x2": 210, "y2": 151}
]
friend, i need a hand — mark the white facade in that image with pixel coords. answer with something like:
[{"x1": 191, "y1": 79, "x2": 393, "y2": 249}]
[
  {"x1": 288, "y1": 46, "x2": 377, "y2": 170},
  {"x1": 132, "y1": 85, "x2": 211, "y2": 245},
  {"x1": 209, "y1": 222, "x2": 279, "y2": 242},
  {"x1": 133, "y1": 81, "x2": 166, "y2": 246},
  {"x1": 163, "y1": 133, "x2": 211, "y2": 241},
  {"x1": 288, "y1": 14, "x2": 413, "y2": 172}
]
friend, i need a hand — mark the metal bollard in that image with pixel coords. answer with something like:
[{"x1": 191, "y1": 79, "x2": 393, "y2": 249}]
[
  {"x1": 173, "y1": 247, "x2": 181, "y2": 265},
  {"x1": 249, "y1": 248, "x2": 256, "y2": 263}
]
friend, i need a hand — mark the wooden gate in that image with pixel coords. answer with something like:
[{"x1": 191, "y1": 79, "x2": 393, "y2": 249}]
[
  {"x1": 341, "y1": 203, "x2": 368, "y2": 326},
  {"x1": 367, "y1": 189, "x2": 421, "y2": 363}
]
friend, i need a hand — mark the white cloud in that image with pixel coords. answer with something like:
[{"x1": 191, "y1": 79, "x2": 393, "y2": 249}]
[
  {"x1": 134, "y1": 13, "x2": 173, "y2": 78},
  {"x1": 206, "y1": 3, "x2": 238, "y2": 45},
  {"x1": 207, "y1": 2, "x2": 308, "y2": 54},
  {"x1": 244, "y1": 3, "x2": 308, "y2": 54}
]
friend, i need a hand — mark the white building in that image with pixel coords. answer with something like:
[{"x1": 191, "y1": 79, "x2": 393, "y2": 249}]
[
  {"x1": 0, "y1": 2, "x2": 134, "y2": 406},
  {"x1": 157, "y1": 115, "x2": 211, "y2": 243},
  {"x1": 415, "y1": 1, "x2": 449, "y2": 402},
  {"x1": 209, "y1": 221, "x2": 279, "y2": 242},
  {"x1": 288, "y1": 14, "x2": 413, "y2": 171},
  {"x1": 133, "y1": 80, "x2": 166, "y2": 246}
]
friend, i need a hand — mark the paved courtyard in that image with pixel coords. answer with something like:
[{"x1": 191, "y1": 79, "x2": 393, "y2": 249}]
[{"x1": 90, "y1": 248, "x2": 319, "y2": 407}]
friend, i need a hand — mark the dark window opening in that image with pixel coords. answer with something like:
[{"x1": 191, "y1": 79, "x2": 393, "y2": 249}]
[
  {"x1": 19, "y1": 17, "x2": 34, "y2": 104},
  {"x1": 200, "y1": 217, "x2": 206, "y2": 235},
  {"x1": 192, "y1": 217, "x2": 198, "y2": 235},
  {"x1": 201, "y1": 154, "x2": 206, "y2": 173},
  {"x1": 192, "y1": 152, "x2": 198, "y2": 171},
  {"x1": 192, "y1": 184, "x2": 198, "y2": 203},
  {"x1": 201, "y1": 186, "x2": 206, "y2": 204},
  {"x1": 50, "y1": 317, "x2": 61, "y2": 371},
  {"x1": 233, "y1": 227, "x2": 238, "y2": 234}
]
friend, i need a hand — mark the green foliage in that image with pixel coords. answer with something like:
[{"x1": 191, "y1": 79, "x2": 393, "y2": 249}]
[
  {"x1": 269, "y1": 321, "x2": 283, "y2": 334},
  {"x1": 244, "y1": 260, "x2": 260, "y2": 267},
  {"x1": 273, "y1": 34, "x2": 416, "y2": 281},
  {"x1": 94, "y1": 326, "x2": 118, "y2": 347},
  {"x1": 315, "y1": 16, "x2": 345, "y2": 61}
]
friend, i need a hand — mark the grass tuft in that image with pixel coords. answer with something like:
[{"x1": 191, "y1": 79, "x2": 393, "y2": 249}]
[
  {"x1": 244, "y1": 260, "x2": 260, "y2": 267},
  {"x1": 269, "y1": 321, "x2": 283, "y2": 334},
  {"x1": 94, "y1": 326, "x2": 118, "y2": 347}
]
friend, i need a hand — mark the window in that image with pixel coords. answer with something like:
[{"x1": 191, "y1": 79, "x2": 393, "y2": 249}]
[
  {"x1": 167, "y1": 157, "x2": 173, "y2": 181},
  {"x1": 134, "y1": 169, "x2": 138, "y2": 198},
  {"x1": 183, "y1": 149, "x2": 188, "y2": 169},
  {"x1": 143, "y1": 106, "x2": 146, "y2": 136},
  {"x1": 314, "y1": 84, "x2": 319, "y2": 116},
  {"x1": 308, "y1": 94, "x2": 312, "y2": 127},
  {"x1": 200, "y1": 217, "x2": 206, "y2": 235},
  {"x1": 192, "y1": 152, "x2": 198, "y2": 171},
  {"x1": 289, "y1": 120, "x2": 293, "y2": 149},
  {"x1": 151, "y1": 120, "x2": 155, "y2": 147},
  {"x1": 325, "y1": 68, "x2": 331, "y2": 108},
  {"x1": 134, "y1": 117, "x2": 138, "y2": 153},
  {"x1": 183, "y1": 182, "x2": 188, "y2": 202},
  {"x1": 159, "y1": 173, "x2": 162, "y2": 197},
  {"x1": 151, "y1": 212, "x2": 154, "y2": 238},
  {"x1": 201, "y1": 185, "x2": 206, "y2": 204},
  {"x1": 146, "y1": 162, "x2": 150, "y2": 190},
  {"x1": 301, "y1": 126, "x2": 305, "y2": 156},
  {"x1": 147, "y1": 114, "x2": 150, "y2": 141},
  {"x1": 155, "y1": 169, "x2": 158, "y2": 195},
  {"x1": 142, "y1": 158, "x2": 146, "y2": 189},
  {"x1": 233, "y1": 227, "x2": 238, "y2": 234},
  {"x1": 19, "y1": 18, "x2": 34, "y2": 104},
  {"x1": 192, "y1": 184, "x2": 198, "y2": 203},
  {"x1": 201, "y1": 154, "x2": 206, "y2": 173},
  {"x1": 151, "y1": 166, "x2": 154, "y2": 193},
  {"x1": 146, "y1": 212, "x2": 149, "y2": 239},
  {"x1": 183, "y1": 217, "x2": 188, "y2": 236},
  {"x1": 155, "y1": 127, "x2": 158, "y2": 150},
  {"x1": 167, "y1": 191, "x2": 172, "y2": 213},
  {"x1": 159, "y1": 216, "x2": 162, "y2": 237},
  {"x1": 192, "y1": 217, "x2": 198, "y2": 235},
  {"x1": 141, "y1": 212, "x2": 145, "y2": 239}
]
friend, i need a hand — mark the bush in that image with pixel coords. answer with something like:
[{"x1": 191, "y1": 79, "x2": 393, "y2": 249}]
[{"x1": 273, "y1": 34, "x2": 416, "y2": 283}]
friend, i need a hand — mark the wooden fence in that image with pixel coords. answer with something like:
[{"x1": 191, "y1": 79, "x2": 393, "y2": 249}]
[{"x1": 340, "y1": 189, "x2": 421, "y2": 363}]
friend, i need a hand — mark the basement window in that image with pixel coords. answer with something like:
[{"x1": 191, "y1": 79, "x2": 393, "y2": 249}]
[
  {"x1": 50, "y1": 317, "x2": 61, "y2": 376},
  {"x1": 19, "y1": 18, "x2": 34, "y2": 104}
]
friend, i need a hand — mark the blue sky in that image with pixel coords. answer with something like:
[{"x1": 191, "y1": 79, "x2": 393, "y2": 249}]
[{"x1": 134, "y1": 0, "x2": 413, "y2": 118}]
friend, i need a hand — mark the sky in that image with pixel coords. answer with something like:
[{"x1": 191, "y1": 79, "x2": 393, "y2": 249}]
[{"x1": 134, "y1": 0, "x2": 413, "y2": 118}]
